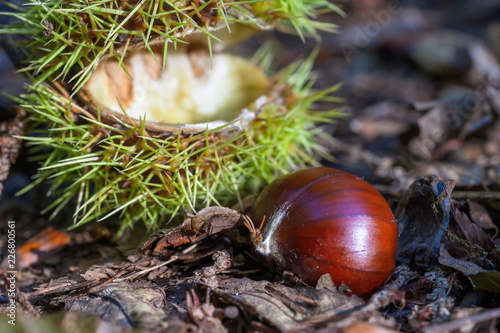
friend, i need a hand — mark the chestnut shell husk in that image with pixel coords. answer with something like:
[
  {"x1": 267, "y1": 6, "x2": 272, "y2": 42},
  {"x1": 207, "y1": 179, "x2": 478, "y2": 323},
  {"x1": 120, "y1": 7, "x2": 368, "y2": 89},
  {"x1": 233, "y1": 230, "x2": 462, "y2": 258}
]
[
  {"x1": 19, "y1": 55, "x2": 340, "y2": 232},
  {"x1": 9, "y1": 0, "x2": 342, "y2": 232}
]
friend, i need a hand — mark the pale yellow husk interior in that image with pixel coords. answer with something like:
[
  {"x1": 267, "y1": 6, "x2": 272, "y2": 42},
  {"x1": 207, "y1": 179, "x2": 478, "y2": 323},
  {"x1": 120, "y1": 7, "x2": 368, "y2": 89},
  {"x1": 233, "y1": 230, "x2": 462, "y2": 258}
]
[{"x1": 85, "y1": 48, "x2": 270, "y2": 125}]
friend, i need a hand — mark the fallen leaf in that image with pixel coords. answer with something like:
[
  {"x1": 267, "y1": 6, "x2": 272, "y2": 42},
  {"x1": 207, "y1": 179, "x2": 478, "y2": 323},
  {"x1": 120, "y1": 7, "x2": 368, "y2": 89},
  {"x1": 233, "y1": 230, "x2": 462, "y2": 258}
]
[
  {"x1": 439, "y1": 246, "x2": 500, "y2": 293},
  {"x1": 468, "y1": 200, "x2": 497, "y2": 238},
  {"x1": 210, "y1": 276, "x2": 365, "y2": 332},
  {"x1": 139, "y1": 206, "x2": 242, "y2": 255},
  {"x1": 395, "y1": 176, "x2": 453, "y2": 269},
  {"x1": 16, "y1": 227, "x2": 71, "y2": 269},
  {"x1": 449, "y1": 207, "x2": 495, "y2": 255}
]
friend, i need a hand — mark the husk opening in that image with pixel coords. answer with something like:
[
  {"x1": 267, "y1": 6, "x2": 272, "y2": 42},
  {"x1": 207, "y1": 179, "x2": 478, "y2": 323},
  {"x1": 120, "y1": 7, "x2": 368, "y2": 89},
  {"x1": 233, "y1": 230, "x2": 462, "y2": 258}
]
[{"x1": 82, "y1": 47, "x2": 270, "y2": 126}]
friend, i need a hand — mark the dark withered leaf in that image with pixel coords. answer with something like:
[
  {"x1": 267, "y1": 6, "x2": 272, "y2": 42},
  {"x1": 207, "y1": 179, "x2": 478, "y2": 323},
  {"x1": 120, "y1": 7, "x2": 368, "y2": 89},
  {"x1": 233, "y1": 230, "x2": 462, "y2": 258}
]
[
  {"x1": 468, "y1": 200, "x2": 497, "y2": 238},
  {"x1": 139, "y1": 207, "x2": 242, "y2": 255},
  {"x1": 467, "y1": 271, "x2": 500, "y2": 294},
  {"x1": 210, "y1": 276, "x2": 364, "y2": 332},
  {"x1": 396, "y1": 176, "x2": 454, "y2": 269},
  {"x1": 80, "y1": 267, "x2": 116, "y2": 282},
  {"x1": 185, "y1": 289, "x2": 227, "y2": 333},
  {"x1": 65, "y1": 281, "x2": 175, "y2": 331},
  {"x1": 449, "y1": 207, "x2": 495, "y2": 253},
  {"x1": 439, "y1": 246, "x2": 500, "y2": 293},
  {"x1": 439, "y1": 245, "x2": 484, "y2": 276}
]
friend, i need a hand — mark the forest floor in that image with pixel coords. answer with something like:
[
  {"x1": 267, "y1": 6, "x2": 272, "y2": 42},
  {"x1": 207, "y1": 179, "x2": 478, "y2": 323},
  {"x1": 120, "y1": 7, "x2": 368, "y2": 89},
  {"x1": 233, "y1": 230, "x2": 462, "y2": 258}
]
[{"x1": 1, "y1": 1, "x2": 500, "y2": 332}]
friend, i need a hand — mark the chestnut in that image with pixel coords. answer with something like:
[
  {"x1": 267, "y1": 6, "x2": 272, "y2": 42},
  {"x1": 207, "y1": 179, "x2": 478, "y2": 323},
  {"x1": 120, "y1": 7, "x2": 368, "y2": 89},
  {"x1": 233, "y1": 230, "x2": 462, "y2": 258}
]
[{"x1": 244, "y1": 167, "x2": 398, "y2": 296}]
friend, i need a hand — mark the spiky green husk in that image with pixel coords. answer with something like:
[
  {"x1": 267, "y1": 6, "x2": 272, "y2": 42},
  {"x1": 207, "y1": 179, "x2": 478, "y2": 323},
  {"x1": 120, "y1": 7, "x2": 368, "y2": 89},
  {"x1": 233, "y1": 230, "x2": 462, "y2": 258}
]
[
  {"x1": 1, "y1": 0, "x2": 341, "y2": 93},
  {"x1": 17, "y1": 57, "x2": 341, "y2": 233},
  {"x1": 4, "y1": 0, "x2": 343, "y2": 233}
]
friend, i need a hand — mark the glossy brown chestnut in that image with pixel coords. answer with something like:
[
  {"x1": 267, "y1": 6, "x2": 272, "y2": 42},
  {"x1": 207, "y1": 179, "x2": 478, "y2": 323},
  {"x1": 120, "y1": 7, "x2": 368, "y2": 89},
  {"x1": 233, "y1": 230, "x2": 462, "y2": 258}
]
[{"x1": 246, "y1": 167, "x2": 398, "y2": 296}]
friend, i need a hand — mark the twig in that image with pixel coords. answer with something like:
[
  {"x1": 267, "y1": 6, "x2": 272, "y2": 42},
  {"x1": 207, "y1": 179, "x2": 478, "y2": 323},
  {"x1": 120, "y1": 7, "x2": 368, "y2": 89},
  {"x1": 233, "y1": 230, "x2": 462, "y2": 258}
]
[
  {"x1": 118, "y1": 255, "x2": 179, "y2": 281},
  {"x1": 422, "y1": 307, "x2": 500, "y2": 333},
  {"x1": 26, "y1": 280, "x2": 94, "y2": 301},
  {"x1": 118, "y1": 242, "x2": 198, "y2": 281},
  {"x1": 450, "y1": 191, "x2": 500, "y2": 201}
]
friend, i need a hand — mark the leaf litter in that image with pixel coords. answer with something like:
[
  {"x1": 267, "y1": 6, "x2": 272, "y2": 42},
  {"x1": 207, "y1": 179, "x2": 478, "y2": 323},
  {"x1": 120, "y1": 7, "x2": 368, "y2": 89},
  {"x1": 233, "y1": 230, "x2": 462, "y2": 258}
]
[{"x1": 2, "y1": 1, "x2": 500, "y2": 332}]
